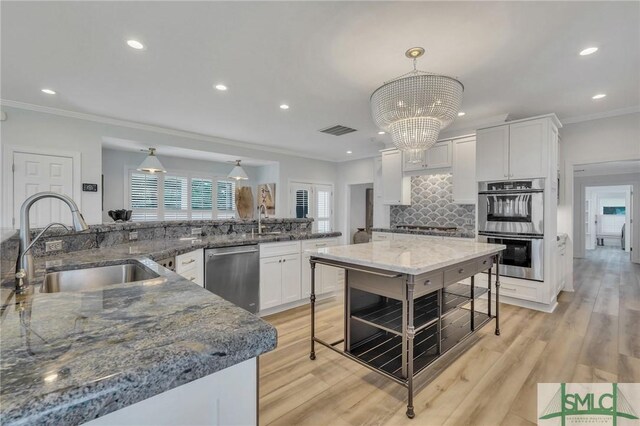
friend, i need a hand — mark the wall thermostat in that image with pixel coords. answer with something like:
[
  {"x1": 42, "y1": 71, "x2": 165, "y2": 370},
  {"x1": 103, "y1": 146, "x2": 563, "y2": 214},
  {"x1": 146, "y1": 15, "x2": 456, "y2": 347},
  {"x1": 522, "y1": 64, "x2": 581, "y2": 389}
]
[{"x1": 82, "y1": 183, "x2": 98, "y2": 192}]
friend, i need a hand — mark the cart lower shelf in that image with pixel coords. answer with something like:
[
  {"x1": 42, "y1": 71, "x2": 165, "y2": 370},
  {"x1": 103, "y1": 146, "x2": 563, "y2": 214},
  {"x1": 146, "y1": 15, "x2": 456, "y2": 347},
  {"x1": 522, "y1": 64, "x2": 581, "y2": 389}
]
[{"x1": 349, "y1": 309, "x2": 491, "y2": 380}]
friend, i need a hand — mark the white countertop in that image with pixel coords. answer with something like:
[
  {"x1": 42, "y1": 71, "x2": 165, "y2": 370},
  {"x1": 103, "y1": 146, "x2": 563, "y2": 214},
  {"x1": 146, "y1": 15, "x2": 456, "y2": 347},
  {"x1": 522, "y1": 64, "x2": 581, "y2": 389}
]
[{"x1": 308, "y1": 239, "x2": 506, "y2": 275}]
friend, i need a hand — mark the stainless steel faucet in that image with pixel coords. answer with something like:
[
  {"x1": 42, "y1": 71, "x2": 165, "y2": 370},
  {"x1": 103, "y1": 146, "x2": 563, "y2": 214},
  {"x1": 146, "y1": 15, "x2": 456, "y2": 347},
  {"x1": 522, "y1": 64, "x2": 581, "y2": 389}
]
[
  {"x1": 15, "y1": 192, "x2": 89, "y2": 290},
  {"x1": 257, "y1": 204, "x2": 267, "y2": 235}
]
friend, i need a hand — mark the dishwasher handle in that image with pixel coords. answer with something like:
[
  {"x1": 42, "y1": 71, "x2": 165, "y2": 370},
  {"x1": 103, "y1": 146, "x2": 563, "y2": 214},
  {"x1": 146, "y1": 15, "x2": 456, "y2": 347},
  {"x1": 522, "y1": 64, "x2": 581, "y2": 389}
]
[{"x1": 208, "y1": 249, "x2": 259, "y2": 257}]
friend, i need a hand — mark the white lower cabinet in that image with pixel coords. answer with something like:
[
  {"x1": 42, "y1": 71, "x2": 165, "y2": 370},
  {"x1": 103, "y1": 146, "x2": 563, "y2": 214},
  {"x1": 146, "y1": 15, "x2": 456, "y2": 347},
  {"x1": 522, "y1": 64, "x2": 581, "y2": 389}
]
[
  {"x1": 301, "y1": 238, "x2": 341, "y2": 298},
  {"x1": 175, "y1": 249, "x2": 204, "y2": 287},
  {"x1": 259, "y1": 242, "x2": 302, "y2": 310}
]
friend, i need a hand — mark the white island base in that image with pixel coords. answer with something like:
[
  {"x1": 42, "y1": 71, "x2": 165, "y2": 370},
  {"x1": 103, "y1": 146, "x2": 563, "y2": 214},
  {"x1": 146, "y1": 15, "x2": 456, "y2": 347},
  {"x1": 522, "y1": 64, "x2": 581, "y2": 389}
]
[{"x1": 86, "y1": 358, "x2": 257, "y2": 426}]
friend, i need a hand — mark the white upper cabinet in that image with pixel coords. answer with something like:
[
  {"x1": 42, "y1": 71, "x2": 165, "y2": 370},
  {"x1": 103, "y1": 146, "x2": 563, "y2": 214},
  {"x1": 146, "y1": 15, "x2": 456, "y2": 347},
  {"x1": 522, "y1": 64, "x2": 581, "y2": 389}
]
[
  {"x1": 476, "y1": 115, "x2": 560, "y2": 182},
  {"x1": 508, "y1": 118, "x2": 548, "y2": 180},
  {"x1": 476, "y1": 125, "x2": 509, "y2": 182},
  {"x1": 402, "y1": 140, "x2": 452, "y2": 172},
  {"x1": 381, "y1": 149, "x2": 411, "y2": 205},
  {"x1": 451, "y1": 137, "x2": 476, "y2": 204}
]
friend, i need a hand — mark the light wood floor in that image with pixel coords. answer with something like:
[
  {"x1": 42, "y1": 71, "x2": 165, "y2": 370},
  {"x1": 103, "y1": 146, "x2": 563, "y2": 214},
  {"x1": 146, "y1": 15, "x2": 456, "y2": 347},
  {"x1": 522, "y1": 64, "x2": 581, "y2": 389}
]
[{"x1": 259, "y1": 248, "x2": 640, "y2": 426}]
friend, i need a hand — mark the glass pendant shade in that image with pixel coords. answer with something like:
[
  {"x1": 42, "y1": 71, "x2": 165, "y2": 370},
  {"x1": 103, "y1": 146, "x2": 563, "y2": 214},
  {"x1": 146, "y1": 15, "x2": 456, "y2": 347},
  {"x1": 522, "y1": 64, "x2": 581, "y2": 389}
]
[
  {"x1": 137, "y1": 148, "x2": 166, "y2": 173},
  {"x1": 371, "y1": 52, "x2": 463, "y2": 162},
  {"x1": 228, "y1": 160, "x2": 249, "y2": 181}
]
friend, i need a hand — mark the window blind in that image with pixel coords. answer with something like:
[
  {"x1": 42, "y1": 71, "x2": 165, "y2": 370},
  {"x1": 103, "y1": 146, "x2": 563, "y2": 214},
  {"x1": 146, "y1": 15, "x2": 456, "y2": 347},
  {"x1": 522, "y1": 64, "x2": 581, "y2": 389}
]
[
  {"x1": 163, "y1": 175, "x2": 189, "y2": 220},
  {"x1": 295, "y1": 189, "x2": 309, "y2": 219},
  {"x1": 217, "y1": 180, "x2": 236, "y2": 219},
  {"x1": 130, "y1": 172, "x2": 159, "y2": 221},
  {"x1": 191, "y1": 178, "x2": 213, "y2": 219},
  {"x1": 316, "y1": 186, "x2": 332, "y2": 232}
]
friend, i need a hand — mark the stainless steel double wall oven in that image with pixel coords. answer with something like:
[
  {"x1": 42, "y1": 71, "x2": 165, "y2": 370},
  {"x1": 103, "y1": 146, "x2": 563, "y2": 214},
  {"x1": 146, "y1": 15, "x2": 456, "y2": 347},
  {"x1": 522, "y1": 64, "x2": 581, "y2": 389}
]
[{"x1": 477, "y1": 179, "x2": 544, "y2": 281}]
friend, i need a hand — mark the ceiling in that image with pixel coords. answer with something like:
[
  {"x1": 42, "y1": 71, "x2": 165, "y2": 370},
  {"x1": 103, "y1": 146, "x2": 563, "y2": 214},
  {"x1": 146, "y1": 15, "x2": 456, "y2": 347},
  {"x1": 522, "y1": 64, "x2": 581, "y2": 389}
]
[
  {"x1": 102, "y1": 137, "x2": 277, "y2": 167},
  {"x1": 2, "y1": 1, "x2": 639, "y2": 162},
  {"x1": 574, "y1": 160, "x2": 640, "y2": 177}
]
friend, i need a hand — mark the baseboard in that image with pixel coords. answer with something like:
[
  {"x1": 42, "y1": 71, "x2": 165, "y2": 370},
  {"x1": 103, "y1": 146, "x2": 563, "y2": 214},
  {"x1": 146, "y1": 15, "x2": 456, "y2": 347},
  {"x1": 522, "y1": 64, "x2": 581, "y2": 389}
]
[{"x1": 258, "y1": 292, "x2": 336, "y2": 317}]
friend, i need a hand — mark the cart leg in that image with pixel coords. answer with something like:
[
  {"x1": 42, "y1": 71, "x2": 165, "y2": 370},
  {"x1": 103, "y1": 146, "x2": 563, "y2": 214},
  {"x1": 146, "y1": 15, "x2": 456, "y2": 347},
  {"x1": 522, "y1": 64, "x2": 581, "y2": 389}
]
[
  {"x1": 495, "y1": 254, "x2": 501, "y2": 336},
  {"x1": 470, "y1": 275, "x2": 475, "y2": 331},
  {"x1": 310, "y1": 261, "x2": 317, "y2": 360},
  {"x1": 406, "y1": 275, "x2": 416, "y2": 419},
  {"x1": 487, "y1": 265, "x2": 492, "y2": 318}
]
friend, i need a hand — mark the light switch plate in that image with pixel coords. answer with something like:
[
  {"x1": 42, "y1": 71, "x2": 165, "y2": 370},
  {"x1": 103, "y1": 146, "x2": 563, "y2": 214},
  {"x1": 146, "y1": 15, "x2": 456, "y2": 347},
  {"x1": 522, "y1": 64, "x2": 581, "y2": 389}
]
[{"x1": 45, "y1": 240, "x2": 63, "y2": 252}]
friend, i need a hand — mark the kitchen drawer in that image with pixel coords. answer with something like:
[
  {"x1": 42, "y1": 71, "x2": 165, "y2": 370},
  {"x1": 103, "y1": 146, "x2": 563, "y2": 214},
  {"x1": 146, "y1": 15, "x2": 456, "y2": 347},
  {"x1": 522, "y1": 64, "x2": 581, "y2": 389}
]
[
  {"x1": 476, "y1": 256, "x2": 493, "y2": 271},
  {"x1": 392, "y1": 233, "x2": 416, "y2": 241},
  {"x1": 372, "y1": 232, "x2": 392, "y2": 241},
  {"x1": 498, "y1": 282, "x2": 537, "y2": 302},
  {"x1": 301, "y1": 238, "x2": 339, "y2": 252},
  {"x1": 176, "y1": 250, "x2": 202, "y2": 269},
  {"x1": 443, "y1": 260, "x2": 480, "y2": 285},
  {"x1": 260, "y1": 241, "x2": 300, "y2": 258},
  {"x1": 413, "y1": 271, "x2": 444, "y2": 298}
]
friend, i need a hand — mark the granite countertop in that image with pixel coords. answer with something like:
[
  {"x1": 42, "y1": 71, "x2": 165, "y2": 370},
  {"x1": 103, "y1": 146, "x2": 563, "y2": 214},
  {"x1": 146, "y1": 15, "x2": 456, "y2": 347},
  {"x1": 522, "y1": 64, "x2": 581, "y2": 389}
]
[
  {"x1": 308, "y1": 239, "x2": 505, "y2": 275},
  {"x1": 371, "y1": 227, "x2": 476, "y2": 239},
  {"x1": 0, "y1": 231, "x2": 339, "y2": 425}
]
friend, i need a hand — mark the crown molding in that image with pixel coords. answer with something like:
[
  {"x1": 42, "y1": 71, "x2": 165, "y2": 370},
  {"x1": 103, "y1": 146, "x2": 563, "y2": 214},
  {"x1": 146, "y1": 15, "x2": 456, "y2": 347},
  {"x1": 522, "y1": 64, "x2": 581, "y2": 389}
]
[
  {"x1": 561, "y1": 105, "x2": 640, "y2": 125},
  {"x1": 0, "y1": 99, "x2": 337, "y2": 162}
]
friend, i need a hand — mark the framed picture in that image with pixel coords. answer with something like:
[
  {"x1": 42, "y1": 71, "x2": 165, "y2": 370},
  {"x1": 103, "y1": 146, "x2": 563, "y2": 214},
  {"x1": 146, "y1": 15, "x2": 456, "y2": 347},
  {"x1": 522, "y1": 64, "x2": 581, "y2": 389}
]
[{"x1": 257, "y1": 183, "x2": 276, "y2": 216}]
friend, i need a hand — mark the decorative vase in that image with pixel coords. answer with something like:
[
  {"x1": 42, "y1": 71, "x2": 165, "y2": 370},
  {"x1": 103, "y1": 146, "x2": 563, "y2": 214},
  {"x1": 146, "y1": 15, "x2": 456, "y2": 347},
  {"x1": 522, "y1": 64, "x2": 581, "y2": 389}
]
[{"x1": 353, "y1": 228, "x2": 370, "y2": 244}]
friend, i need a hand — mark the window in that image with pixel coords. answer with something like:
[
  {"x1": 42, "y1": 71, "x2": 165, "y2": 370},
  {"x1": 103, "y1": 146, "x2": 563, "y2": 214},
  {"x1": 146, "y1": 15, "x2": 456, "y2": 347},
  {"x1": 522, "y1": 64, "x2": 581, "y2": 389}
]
[
  {"x1": 163, "y1": 175, "x2": 188, "y2": 220},
  {"x1": 290, "y1": 182, "x2": 333, "y2": 232},
  {"x1": 216, "y1": 180, "x2": 236, "y2": 219},
  {"x1": 128, "y1": 171, "x2": 234, "y2": 221},
  {"x1": 130, "y1": 172, "x2": 159, "y2": 221},
  {"x1": 191, "y1": 178, "x2": 213, "y2": 220}
]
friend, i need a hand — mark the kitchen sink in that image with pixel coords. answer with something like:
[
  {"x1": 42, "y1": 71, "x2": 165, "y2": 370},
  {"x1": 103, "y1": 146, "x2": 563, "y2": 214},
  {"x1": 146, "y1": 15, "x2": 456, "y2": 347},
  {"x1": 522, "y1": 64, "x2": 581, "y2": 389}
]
[{"x1": 42, "y1": 262, "x2": 160, "y2": 293}]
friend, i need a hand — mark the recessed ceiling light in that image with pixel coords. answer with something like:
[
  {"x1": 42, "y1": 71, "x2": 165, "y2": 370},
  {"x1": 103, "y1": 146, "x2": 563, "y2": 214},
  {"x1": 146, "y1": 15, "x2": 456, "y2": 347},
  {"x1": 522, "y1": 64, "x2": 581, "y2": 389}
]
[
  {"x1": 378, "y1": 131, "x2": 386, "y2": 135},
  {"x1": 215, "y1": 84, "x2": 227, "y2": 91},
  {"x1": 458, "y1": 111, "x2": 466, "y2": 116},
  {"x1": 280, "y1": 104, "x2": 289, "y2": 110},
  {"x1": 41, "y1": 88, "x2": 56, "y2": 95},
  {"x1": 580, "y1": 47, "x2": 598, "y2": 56},
  {"x1": 127, "y1": 39, "x2": 144, "y2": 50},
  {"x1": 346, "y1": 150, "x2": 353, "y2": 154},
  {"x1": 592, "y1": 93, "x2": 606, "y2": 100}
]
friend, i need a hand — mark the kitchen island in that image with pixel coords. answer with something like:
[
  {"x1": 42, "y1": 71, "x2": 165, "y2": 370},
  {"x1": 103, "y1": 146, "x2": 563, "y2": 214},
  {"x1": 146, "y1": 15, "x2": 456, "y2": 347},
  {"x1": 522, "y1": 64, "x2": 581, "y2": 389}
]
[{"x1": 308, "y1": 238, "x2": 506, "y2": 419}]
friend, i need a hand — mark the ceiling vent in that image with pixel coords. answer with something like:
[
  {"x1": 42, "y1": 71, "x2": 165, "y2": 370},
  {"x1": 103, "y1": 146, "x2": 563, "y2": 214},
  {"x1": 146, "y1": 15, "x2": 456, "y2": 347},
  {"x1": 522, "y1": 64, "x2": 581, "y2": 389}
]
[{"x1": 319, "y1": 125, "x2": 357, "y2": 136}]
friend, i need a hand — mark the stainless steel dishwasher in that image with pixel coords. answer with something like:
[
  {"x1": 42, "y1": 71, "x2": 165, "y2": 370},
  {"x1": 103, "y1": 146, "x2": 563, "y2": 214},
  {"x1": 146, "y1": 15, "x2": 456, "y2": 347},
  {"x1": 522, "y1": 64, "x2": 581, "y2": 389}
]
[{"x1": 204, "y1": 245, "x2": 260, "y2": 313}]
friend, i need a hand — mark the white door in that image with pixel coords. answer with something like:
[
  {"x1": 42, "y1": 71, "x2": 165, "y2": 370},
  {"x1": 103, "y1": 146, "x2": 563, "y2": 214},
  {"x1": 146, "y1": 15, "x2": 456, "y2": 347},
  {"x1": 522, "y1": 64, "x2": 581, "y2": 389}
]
[
  {"x1": 280, "y1": 254, "x2": 301, "y2": 304},
  {"x1": 476, "y1": 126, "x2": 509, "y2": 182},
  {"x1": 290, "y1": 183, "x2": 312, "y2": 219},
  {"x1": 13, "y1": 152, "x2": 74, "y2": 228},
  {"x1": 259, "y1": 257, "x2": 282, "y2": 310},
  {"x1": 508, "y1": 118, "x2": 548, "y2": 179}
]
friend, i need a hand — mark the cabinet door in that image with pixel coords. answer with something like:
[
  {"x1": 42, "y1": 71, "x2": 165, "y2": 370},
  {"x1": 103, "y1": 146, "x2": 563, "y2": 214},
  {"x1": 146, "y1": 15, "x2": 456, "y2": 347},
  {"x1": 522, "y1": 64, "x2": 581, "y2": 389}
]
[
  {"x1": 381, "y1": 149, "x2": 411, "y2": 205},
  {"x1": 281, "y1": 254, "x2": 301, "y2": 304},
  {"x1": 425, "y1": 140, "x2": 452, "y2": 169},
  {"x1": 402, "y1": 150, "x2": 427, "y2": 171},
  {"x1": 476, "y1": 126, "x2": 509, "y2": 181},
  {"x1": 301, "y1": 254, "x2": 312, "y2": 299},
  {"x1": 260, "y1": 257, "x2": 282, "y2": 310},
  {"x1": 452, "y1": 137, "x2": 476, "y2": 204},
  {"x1": 509, "y1": 118, "x2": 548, "y2": 179}
]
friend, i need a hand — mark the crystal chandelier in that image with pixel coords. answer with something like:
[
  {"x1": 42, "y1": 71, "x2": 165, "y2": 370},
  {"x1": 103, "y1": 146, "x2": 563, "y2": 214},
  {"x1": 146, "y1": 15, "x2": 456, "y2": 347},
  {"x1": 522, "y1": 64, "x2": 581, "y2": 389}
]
[{"x1": 370, "y1": 47, "x2": 464, "y2": 163}]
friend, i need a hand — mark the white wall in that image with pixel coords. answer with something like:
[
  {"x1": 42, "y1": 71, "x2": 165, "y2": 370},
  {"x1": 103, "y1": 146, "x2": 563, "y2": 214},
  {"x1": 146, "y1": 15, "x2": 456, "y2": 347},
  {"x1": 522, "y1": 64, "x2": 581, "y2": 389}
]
[
  {"x1": 1, "y1": 106, "x2": 338, "y2": 226},
  {"x1": 558, "y1": 112, "x2": 640, "y2": 266},
  {"x1": 336, "y1": 157, "x2": 376, "y2": 244},
  {"x1": 101, "y1": 148, "x2": 261, "y2": 222},
  {"x1": 348, "y1": 183, "x2": 373, "y2": 243}
]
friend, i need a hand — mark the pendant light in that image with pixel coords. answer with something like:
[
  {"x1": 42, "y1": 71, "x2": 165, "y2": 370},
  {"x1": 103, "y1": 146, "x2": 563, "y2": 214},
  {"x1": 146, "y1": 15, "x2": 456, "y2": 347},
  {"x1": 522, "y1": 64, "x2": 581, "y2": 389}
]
[
  {"x1": 228, "y1": 160, "x2": 249, "y2": 181},
  {"x1": 370, "y1": 47, "x2": 464, "y2": 163},
  {"x1": 137, "y1": 148, "x2": 166, "y2": 173}
]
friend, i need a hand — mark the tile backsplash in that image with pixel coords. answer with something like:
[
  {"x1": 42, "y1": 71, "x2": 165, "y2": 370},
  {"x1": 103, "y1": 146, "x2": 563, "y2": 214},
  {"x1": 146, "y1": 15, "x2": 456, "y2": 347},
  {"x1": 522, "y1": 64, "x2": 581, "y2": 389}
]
[{"x1": 390, "y1": 174, "x2": 475, "y2": 233}]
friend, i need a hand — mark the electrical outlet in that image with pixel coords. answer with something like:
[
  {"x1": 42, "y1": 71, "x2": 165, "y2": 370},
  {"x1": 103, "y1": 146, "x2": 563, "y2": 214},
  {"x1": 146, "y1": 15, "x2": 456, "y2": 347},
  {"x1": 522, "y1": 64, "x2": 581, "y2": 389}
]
[
  {"x1": 129, "y1": 231, "x2": 138, "y2": 241},
  {"x1": 45, "y1": 240, "x2": 63, "y2": 252},
  {"x1": 191, "y1": 228, "x2": 202, "y2": 236}
]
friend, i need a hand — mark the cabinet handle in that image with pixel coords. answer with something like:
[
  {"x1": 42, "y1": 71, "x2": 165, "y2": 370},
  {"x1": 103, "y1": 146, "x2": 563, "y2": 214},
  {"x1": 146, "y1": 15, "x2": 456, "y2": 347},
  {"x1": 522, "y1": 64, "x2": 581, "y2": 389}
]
[
  {"x1": 423, "y1": 279, "x2": 431, "y2": 286},
  {"x1": 458, "y1": 268, "x2": 464, "y2": 274},
  {"x1": 189, "y1": 277, "x2": 196, "y2": 281},
  {"x1": 482, "y1": 260, "x2": 488, "y2": 265},
  {"x1": 502, "y1": 287, "x2": 516, "y2": 292},
  {"x1": 182, "y1": 259, "x2": 195, "y2": 265}
]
